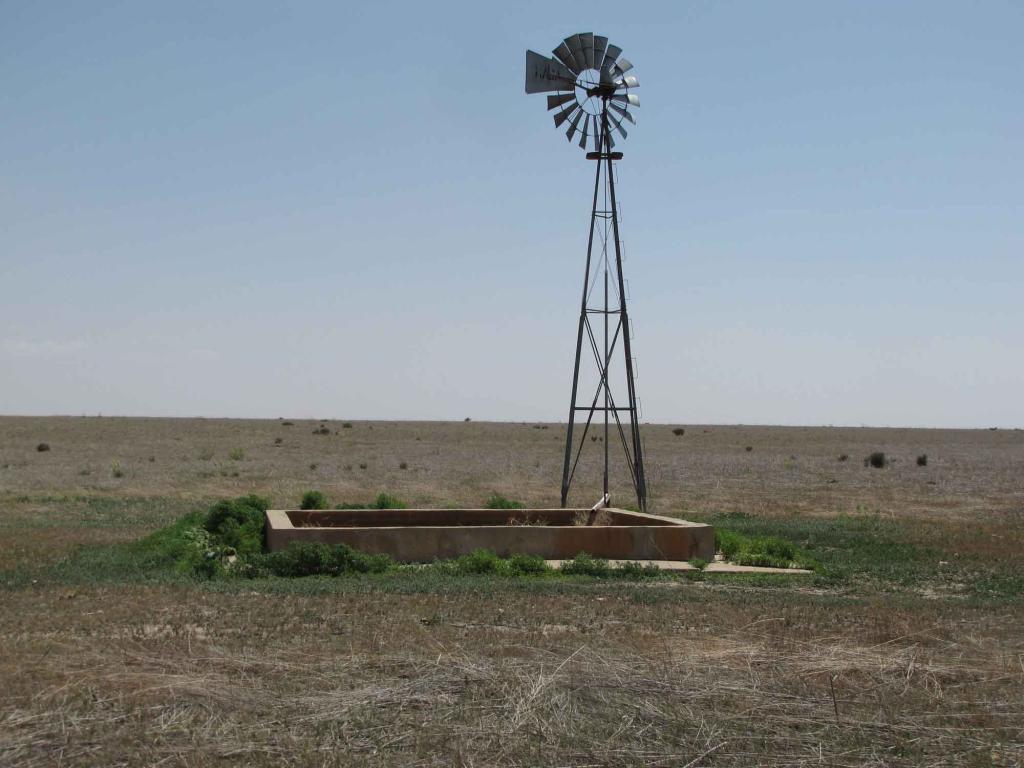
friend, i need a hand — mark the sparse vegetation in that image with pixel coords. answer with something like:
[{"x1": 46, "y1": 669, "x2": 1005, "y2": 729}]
[
  {"x1": 312, "y1": 424, "x2": 330, "y2": 435},
  {"x1": 399, "y1": 461, "x2": 408, "y2": 470},
  {"x1": 838, "y1": 453, "x2": 849, "y2": 462},
  {"x1": 342, "y1": 422, "x2": 353, "y2": 429},
  {"x1": 867, "y1": 451, "x2": 887, "y2": 468},
  {"x1": 36, "y1": 443, "x2": 50, "y2": 452},
  {"x1": 228, "y1": 447, "x2": 245, "y2": 461},
  {"x1": 917, "y1": 453, "x2": 928, "y2": 466},
  {"x1": 672, "y1": 428, "x2": 685, "y2": 436},
  {"x1": 110, "y1": 460, "x2": 124, "y2": 478},
  {"x1": 745, "y1": 445, "x2": 753, "y2": 452},
  {"x1": 2, "y1": 417, "x2": 1021, "y2": 767}
]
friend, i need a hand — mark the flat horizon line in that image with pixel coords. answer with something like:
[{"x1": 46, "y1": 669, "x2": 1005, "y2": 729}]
[{"x1": 0, "y1": 413, "x2": 1019, "y2": 432}]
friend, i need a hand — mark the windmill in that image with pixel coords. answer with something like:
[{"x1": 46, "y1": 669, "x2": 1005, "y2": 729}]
[{"x1": 525, "y1": 33, "x2": 647, "y2": 512}]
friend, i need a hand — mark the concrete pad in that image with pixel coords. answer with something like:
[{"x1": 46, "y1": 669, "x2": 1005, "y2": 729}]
[{"x1": 545, "y1": 559, "x2": 812, "y2": 574}]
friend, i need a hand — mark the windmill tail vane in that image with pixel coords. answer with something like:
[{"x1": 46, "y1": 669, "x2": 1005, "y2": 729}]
[{"x1": 525, "y1": 33, "x2": 648, "y2": 512}]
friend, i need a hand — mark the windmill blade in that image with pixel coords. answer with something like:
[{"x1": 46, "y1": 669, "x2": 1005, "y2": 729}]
[
  {"x1": 553, "y1": 102, "x2": 578, "y2": 128},
  {"x1": 580, "y1": 32, "x2": 594, "y2": 69},
  {"x1": 547, "y1": 92, "x2": 576, "y2": 111},
  {"x1": 610, "y1": 102, "x2": 636, "y2": 124},
  {"x1": 616, "y1": 57, "x2": 634, "y2": 73},
  {"x1": 567, "y1": 34, "x2": 586, "y2": 73},
  {"x1": 593, "y1": 36, "x2": 608, "y2": 70},
  {"x1": 552, "y1": 42, "x2": 579, "y2": 74},
  {"x1": 600, "y1": 43, "x2": 622, "y2": 81},
  {"x1": 613, "y1": 75, "x2": 640, "y2": 89},
  {"x1": 606, "y1": 130, "x2": 615, "y2": 149},
  {"x1": 579, "y1": 114, "x2": 590, "y2": 149},
  {"x1": 612, "y1": 93, "x2": 640, "y2": 107},
  {"x1": 565, "y1": 109, "x2": 584, "y2": 141},
  {"x1": 526, "y1": 50, "x2": 576, "y2": 93},
  {"x1": 610, "y1": 115, "x2": 628, "y2": 139}
]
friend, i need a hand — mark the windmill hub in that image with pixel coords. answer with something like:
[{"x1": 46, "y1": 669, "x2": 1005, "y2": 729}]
[{"x1": 525, "y1": 33, "x2": 648, "y2": 512}]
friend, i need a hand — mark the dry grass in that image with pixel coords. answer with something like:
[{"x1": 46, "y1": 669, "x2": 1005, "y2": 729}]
[
  {"x1": 2, "y1": 587, "x2": 1022, "y2": 767},
  {"x1": 1, "y1": 417, "x2": 1023, "y2": 766}
]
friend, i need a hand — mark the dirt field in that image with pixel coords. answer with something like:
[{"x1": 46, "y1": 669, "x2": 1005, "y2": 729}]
[{"x1": 1, "y1": 416, "x2": 1022, "y2": 766}]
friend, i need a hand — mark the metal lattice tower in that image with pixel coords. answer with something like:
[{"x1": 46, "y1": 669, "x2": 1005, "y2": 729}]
[{"x1": 525, "y1": 33, "x2": 647, "y2": 512}]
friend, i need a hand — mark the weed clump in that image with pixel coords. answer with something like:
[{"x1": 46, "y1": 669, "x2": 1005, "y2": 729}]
[
  {"x1": 249, "y1": 542, "x2": 391, "y2": 578},
  {"x1": 689, "y1": 557, "x2": 708, "y2": 571},
  {"x1": 300, "y1": 490, "x2": 329, "y2": 510},
  {"x1": 371, "y1": 493, "x2": 405, "y2": 509},
  {"x1": 452, "y1": 549, "x2": 506, "y2": 575},
  {"x1": 714, "y1": 527, "x2": 814, "y2": 570},
  {"x1": 312, "y1": 424, "x2": 330, "y2": 435},
  {"x1": 36, "y1": 443, "x2": 50, "y2": 452},
  {"x1": 560, "y1": 552, "x2": 611, "y2": 577},
  {"x1": 508, "y1": 553, "x2": 550, "y2": 575},
  {"x1": 917, "y1": 454, "x2": 928, "y2": 466},
  {"x1": 838, "y1": 454, "x2": 849, "y2": 462},
  {"x1": 486, "y1": 494, "x2": 524, "y2": 510},
  {"x1": 672, "y1": 428, "x2": 685, "y2": 436},
  {"x1": 229, "y1": 447, "x2": 245, "y2": 461}
]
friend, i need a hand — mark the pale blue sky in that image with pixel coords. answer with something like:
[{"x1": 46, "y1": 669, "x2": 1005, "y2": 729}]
[{"x1": 2, "y1": 1, "x2": 1021, "y2": 427}]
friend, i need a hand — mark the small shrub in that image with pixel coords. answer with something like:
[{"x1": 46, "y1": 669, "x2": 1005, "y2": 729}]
[
  {"x1": 203, "y1": 494, "x2": 268, "y2": 556},
  {"x1": 36, "y1": 443, "x2": 50, "y2": 452},
  {"x1": 274, "y1": 437, "x2": 283, "y2": 445},
  {"x1": 332, "y1": 543, "x2": 392, "y2": 574},
  {"x1": 486, "y1": 493, "x2": 524, "y2": 510},
  {"x1": 111, "y1": 460, "x2": 124, "y2": 478},
  {"x1": 689, "y1": 557, "x2": 708, "y2": 571},
  {"x1": 359, "y1": 462, "x2": 368, "y2": 470},
  {"x1": 309, "y1": 462, "x2": 318, "y2": 471},
  {"x1": 342, "y1": 422, "x2": 353, "y2": 429},
  {"x1": 560, "y1": 552, "x2": 611, "y2": 577},
  {"x1": 399, "y1": 461, "x2": 408, "y2": 470},
  {"x1": 616, "y1": 560, "x2": 662, "y2": 579},
  {"x1": 453, "y1": 549, "x2": 506, "y2": 575},
  {"x1": 371, "y1": 493, "x2": 405, "y2": 509},
  {"x1": 867, "y1": 451, "x2": 887, "y2": 469},
  {"x1": 148, "y1": 455, "x2": 156, "y2": 463},
  {"x1": 464, "y1": 417, "x2": 471, "y2": 422},
  {"x1": 508, "y1": 553, "x2": 550, "y2": 576},
  {"x1": 312, "y1": 425, "x2": 330, "y2": 435},
  {"x1": 228, "y1": 447, "x2": 245, "y2": 461},
  {"x1": 745, "y1": 446, "x2": 753, "y2": 452},
  {"x1": 715, "y1": 529, "x2": 746, "y2": 560},
  {"x1": 838, "y1": 454, "x2": 849, "y2": 462},
  {"x1": 198, "y1": 449, "x2": 214, "y2": 461},
  {"x1": 672, "y1": 428, "x2": 685, "y2": 436},
  {"x1": 281, "y1": 421, "x2": 294, "y2": 426},
  {"x1": 265, "y1": 542, "x2": 333, "y2": 577},
  {"x1": 300, "y1": 490, "x2": 329, "y2": 510},
  {"x1": 916, "y1": 454, "x2": 928, "y2": 466}
]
